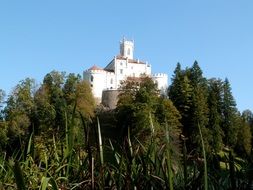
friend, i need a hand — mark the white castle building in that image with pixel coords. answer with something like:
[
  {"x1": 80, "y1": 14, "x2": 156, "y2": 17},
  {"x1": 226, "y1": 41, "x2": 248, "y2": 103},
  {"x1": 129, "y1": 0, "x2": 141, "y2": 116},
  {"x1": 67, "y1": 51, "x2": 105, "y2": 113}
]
[{"x1": 83, "y1": 38, "x2": 168, "y2": 107}]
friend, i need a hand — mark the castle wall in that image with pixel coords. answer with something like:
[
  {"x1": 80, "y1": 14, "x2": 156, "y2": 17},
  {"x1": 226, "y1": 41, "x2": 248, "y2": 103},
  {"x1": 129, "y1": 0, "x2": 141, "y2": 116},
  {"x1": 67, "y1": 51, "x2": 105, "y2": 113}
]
[
  {"x1": 152, "y1": 73, "x2": 168, "y2": 95},
  {"x1": 101, "y1": 89, "x2": 121, "y2": 109},
  {"x1": 83, "y1": 39, "x2": 169, "y2": 108},
  {"x1": 83, "y1": 69, "x2": 107, "y2": 103}
]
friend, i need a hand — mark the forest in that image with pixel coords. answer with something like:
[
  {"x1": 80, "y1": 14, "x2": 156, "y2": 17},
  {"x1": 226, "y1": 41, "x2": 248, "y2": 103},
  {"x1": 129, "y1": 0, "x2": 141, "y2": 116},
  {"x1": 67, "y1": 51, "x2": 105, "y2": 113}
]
[{"x1": 0, "y1": 61, "x2": 253, "y2": 189}]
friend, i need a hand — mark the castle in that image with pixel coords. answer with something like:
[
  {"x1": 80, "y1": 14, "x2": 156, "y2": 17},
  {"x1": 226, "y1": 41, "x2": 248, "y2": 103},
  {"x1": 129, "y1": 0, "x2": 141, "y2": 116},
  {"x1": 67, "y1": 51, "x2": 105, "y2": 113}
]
[{"x1": 83, "y1": 38, "x2": 168, "y2": 108}]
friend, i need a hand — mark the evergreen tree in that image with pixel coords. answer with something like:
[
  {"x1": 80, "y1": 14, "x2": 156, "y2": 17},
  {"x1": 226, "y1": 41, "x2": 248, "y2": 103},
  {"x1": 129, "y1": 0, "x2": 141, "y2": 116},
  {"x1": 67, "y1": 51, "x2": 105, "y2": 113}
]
[
  {"x1": 189, "y1": 85, "x2": 210, "y2": 153},
  {"x1": 189, "y1": 60, "x2": 206, "y2": 87},
  {"x1": 169, "y1": 63, "x2": 192, "y2": 136},
  {"x1": 0, "y1": 89, "x2": 5, "y2": 120},
  {"x1": 188, "y1": 62, "x2": 209, "y2": 153},
  {"x1": 221, "y1": 78, "x2": 238, "y2": 147},
  {"x1": 242, "y1": 109, "x2": 253, "y2": 125},
  {"x1": 0, "y1": 89, "x2": 8, "y2": 150},
  {"x1": 207, "y1": 79, "x2": 224, "y2": 153},
  {"x1": 235, "y1": 113, "x2": 252, "y2": 156},
  {"x1": 241, "y1": 109, "x2": 253, "y2": 150},
  {"x1": 169, "y1": 62, "x2": 210, "y2": 154}
]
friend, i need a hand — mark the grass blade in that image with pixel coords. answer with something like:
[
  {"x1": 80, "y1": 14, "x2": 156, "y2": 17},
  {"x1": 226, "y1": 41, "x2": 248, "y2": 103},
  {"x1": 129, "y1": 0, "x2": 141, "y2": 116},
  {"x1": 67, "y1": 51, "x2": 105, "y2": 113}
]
[
  {"x1": 97, "y1": 117, "x2": 104, "y2": 165},
  {"x1": 198, "y1": 123, "x2": 208, "y2": 190},
  {"x1": 165, "y1": 119, "x2": 173, "y2": 190},
  {"x1": 13, "y1": 160, "x2": 26, "y2": 190}
]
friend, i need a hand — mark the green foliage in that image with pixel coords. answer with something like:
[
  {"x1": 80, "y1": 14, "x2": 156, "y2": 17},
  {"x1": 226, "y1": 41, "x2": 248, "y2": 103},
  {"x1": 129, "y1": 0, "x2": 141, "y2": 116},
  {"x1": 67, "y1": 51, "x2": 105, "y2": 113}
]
[
  {"x1": 3, "y1": 78, "x2": 35, "y2": 151},
  {"x1": 0, "y1": 65, "x2": 253, "y2": 189},
  {"x1": 13, "y1": 160, "x2": 26, "y2": 190},
  {"x1": 0, "y1": 110, "x2": 8, "y2": 150},
  {"x1": 198, "y1": 123, "x2": 208, "y2": 190},
  {"x1": 117, "y1": 76, "x2": 181, "y2": 148},
  {"x1": 222, "y1": 78, "x2": 238, "y2": 147},
  {"x1": 116, "y1": 77, "x2": 159, "y2": 141},
  {"x1": 0, "y1": 89, "x2": 5, "y2": 120},
  {"x1": 169, "y1": 63, "x2": 192, "y2": 120},
  {"x1": 169, "y1": 62, "x2": 210, "y2": 154},
  {"x1": 207, "y1": 79, "x2": 224, "y2": 153},
  {"x1": 235, "y1": 113, "x2": 252, "y2": 156}
]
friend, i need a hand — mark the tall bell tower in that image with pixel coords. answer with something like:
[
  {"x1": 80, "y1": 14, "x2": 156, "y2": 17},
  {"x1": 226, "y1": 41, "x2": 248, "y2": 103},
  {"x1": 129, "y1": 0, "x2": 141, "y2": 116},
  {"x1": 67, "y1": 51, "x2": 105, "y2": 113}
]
[{"x1": 120, "y1": 37, "x2": 134, "y2": 59}]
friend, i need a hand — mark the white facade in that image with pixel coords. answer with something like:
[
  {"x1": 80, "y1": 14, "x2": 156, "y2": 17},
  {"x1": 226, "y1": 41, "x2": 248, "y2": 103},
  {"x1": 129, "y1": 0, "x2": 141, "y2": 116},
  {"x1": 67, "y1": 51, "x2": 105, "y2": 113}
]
[{"x1": 83, "y1": 38, "x2": 168, "y2": 103}]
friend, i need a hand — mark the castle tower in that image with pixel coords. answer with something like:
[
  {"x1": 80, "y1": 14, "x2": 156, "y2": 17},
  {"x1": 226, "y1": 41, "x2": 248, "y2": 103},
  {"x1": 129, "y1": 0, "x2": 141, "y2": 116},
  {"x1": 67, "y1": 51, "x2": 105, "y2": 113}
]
[{"x1": 120, "y1": 38, "x2": 134, "y2": 59}]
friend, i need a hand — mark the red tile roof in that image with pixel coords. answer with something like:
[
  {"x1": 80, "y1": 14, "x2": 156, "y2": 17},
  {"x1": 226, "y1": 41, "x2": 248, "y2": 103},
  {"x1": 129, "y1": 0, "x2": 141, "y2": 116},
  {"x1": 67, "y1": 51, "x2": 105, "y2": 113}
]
[{"x1": 88, "y1": 65, "x2": 104, "y2": 71}]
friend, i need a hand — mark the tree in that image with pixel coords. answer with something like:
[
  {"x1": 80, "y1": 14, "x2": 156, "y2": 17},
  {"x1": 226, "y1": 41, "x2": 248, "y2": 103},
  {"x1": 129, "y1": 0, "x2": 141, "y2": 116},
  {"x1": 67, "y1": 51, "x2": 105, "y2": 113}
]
[
  {"x1": 235, "y1": 113, "x2": 252, "y2": 156},
  {"x1": 117, "y1": 76, "x2": 181, "y2": 146},
  {"x1": 0, "y1": 89, "x2": 5, "y2": 120},
  {"x1": 168, "y1": 63, "x2": 192, "y2": 135},
  {"x1": 0, "y1": 89, "x2": 5, "y2": 105},
  {"x1": 242, "y1": 109, "x2": 253, "y2": 125},
  {"x1": 189, "y1": 60, "x2": 206, "y2": 87},
  {"x1": 117, "y1": 77, "x2": 158, "y2": 140},
  {"x1": 63, "y1": 73, "x2": 95, "y2": 120},
  {"x1": 41, "y1": 71, "x2": 66, "y2": 130},
  {"x1": 0, "y1": 89, "x2": 8, "y2": 150},
  {"x1": 33, "y1": 72, "x2": 95, "y2": 152},
  {"x1": 242, "y1": 109, "x2": 253, "y2": 146},
  {"x1": 189, "y1": 85, "x2": 210, "y2": 153},
  {"x1": 169, "y1": 62, "x2": 210, "y2": 154},
  {"x1": 4, "y1": 78, "x2": 36, "y2": 150},
  {"x1": 207, "y1": 79, "x2": 224, "y2": 153},
  {"x1": 221, "y1": 78, "x2": 238, "y2": 147}
]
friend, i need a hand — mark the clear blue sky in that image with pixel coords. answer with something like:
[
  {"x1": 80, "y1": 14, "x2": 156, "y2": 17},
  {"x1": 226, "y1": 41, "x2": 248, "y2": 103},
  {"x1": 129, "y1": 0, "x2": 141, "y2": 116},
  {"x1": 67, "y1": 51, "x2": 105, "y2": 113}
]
[{"x1": 0, "y1": 1, "x2": 253, "y2": 112}]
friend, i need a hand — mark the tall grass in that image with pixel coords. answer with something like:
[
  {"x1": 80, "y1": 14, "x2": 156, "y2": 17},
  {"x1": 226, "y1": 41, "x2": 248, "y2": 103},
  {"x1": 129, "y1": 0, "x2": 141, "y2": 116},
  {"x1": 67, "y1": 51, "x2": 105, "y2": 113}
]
[
  {"x1": 1, "y1": 110, "x2": 253, "y2": 189},
  {"x1": 165, "y1": 119, "x2": 174, "y2": 190},
  {"x1": 97, "y1": 117, "x2": 104, "y2": 165},
  {"x1": 198, "y1": 123, "x2": 208, "y2": 190}
]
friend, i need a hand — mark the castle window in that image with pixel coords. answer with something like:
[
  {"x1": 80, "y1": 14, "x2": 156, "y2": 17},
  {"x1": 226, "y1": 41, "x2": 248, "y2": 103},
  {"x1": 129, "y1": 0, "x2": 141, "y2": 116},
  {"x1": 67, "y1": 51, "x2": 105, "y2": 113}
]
[
  {"x1": 120, "y1": 69, "x2": 123, "y2": 74},
  {"x1": 120, "y1": 62, "x2": 123, "y2": 66},
  {"x1": 90, "y1": 75, "x2": 94, "y2": 82},
  {"x1": 110, "y1": 78, "x2": 113, "y2": 84},
  {"x1": 127, "y1": 48, "x2": 130, "y2": 55}
]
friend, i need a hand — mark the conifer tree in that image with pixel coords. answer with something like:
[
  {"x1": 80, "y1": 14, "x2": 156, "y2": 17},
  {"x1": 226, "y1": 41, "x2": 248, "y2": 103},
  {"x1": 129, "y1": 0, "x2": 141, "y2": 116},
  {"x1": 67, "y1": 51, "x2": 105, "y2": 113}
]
[
  {"x1": 188, "y1": 62, "x2": 209, "y2": 153},
  {"x1": 169, "y1": 63, "x2": 192, "y2": 135},
  {"x1": 207, "y1": 79, "x2": 224, "y2": 153},
  {"x1": 0, "y1": 89, "x2": 5, "y2": 120},
  {"x1": 221, "y1": 78, "x2": 238, "y2": 147},
  {"x1": 242, "y1": 109, "x2": 253, "y2": 146},
  {"x1": 235, "y1": 113, "x2": 252, "y2": 156},
  {"x1": 169, "y1": 62, "x2": 210, "y2": 154}
]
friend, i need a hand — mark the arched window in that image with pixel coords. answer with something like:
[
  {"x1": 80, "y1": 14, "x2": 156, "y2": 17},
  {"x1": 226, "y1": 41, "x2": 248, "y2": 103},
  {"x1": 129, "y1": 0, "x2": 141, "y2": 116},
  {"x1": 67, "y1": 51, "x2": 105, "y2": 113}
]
[
  {"x1": 90, "y1": 75, "x2": 94, "y2": 82},
  {"x1": 110, "y1": 78, "x2": 113, "y2": 84}
]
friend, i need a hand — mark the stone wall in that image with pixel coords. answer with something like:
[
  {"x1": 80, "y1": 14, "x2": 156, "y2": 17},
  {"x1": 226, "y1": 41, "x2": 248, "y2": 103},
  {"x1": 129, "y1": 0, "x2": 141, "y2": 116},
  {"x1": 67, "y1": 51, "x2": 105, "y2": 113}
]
[{"x1": 102, "y1": 89, "x2": 121, "y2": 109}]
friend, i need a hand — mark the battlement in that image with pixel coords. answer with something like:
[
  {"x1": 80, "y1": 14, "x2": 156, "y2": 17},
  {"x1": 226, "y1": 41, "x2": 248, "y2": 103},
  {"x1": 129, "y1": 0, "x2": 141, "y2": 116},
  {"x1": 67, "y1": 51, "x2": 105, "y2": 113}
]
[
  {"x1": 120, "y1": 38, "x2": 134, "y2": 44},
  {"x1": 83, "y1": 38, "x2": 168, "y2": 107},
  {"x1": 152, "y1": 73, "x2": 168, "y2": 78},
  {"x1": 84, "y1": 69, "x2": 107, "y2": 74},
  {"x1": 106, "y1": 71, "x2": 115, "y2": 76}
]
